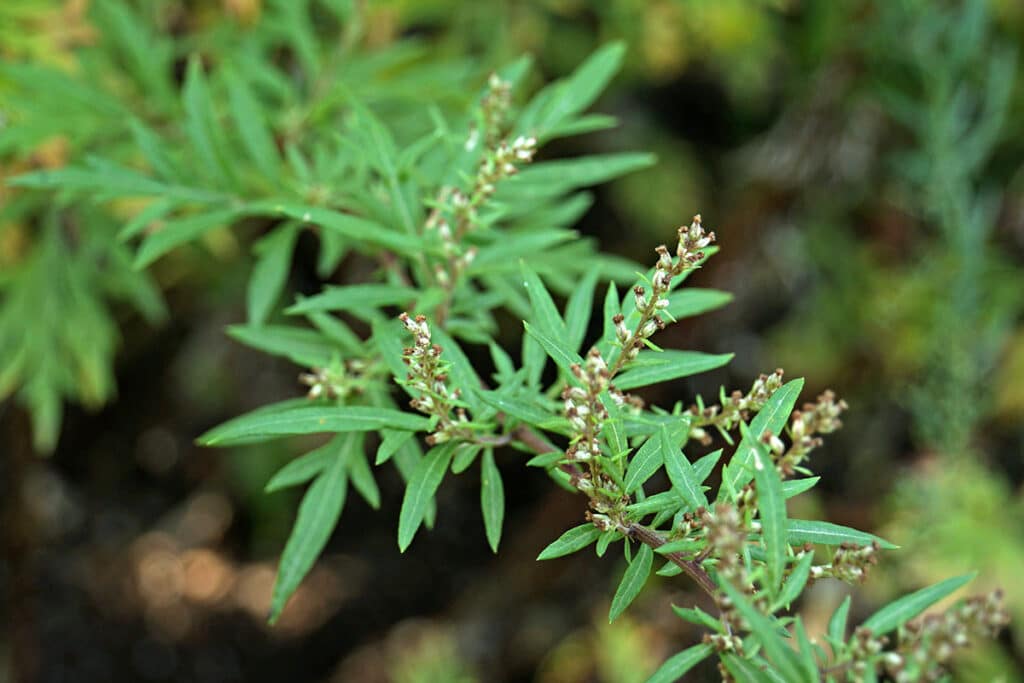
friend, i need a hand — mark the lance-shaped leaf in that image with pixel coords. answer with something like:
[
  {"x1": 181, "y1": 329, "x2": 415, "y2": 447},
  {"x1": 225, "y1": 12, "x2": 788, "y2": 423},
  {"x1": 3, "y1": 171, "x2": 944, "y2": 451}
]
[
  {"x1": 719, "y1": 582, "x2": 808, "y2": 683},
  {"x1": 786, "y1": 519, "x2": 897, "y2": 550},
  {"x1": 861, "y1": 573, "x2": 977, "y2": 636},
  {"x1": 346, "y1": 435, "x2": 380, "y2": 509},
  {"x1": 135, "y1": 208, "x2": 242, "y2": 268},
  {"x1": 624, "y1": 418, "x2": 689, "y2": 494},
  {"x1": 480, "y1": 449, "x2": 504, "y2": 553},
  {"x1": 269, "y1": 452, "x2": 348, "y2": 623},
  {"x1": 537, "y1": 523, "x2": 602, "y2": 560},
  {"x1": 662, "y1": 429, "x2": 708, "y2": 511},
  {"x1": 774, "y1": 551, "x2": 816, "y2": 611},
  {"x1": 225, "y1": 66, "x2": 279, "y2": 178},
  {"x1": 724, "y1": 378, "x2": 804, "y2": 493},
  {"x1": 248, "y1": 224, "x2": 299, "y2": 326},
  {"x1": 615, "y1": 351, "x2": 733, "y2": 391},
  {"x1": 609, "y1": 543, "x2": 653, "y2": 622},
  {"x1": 286, "y1": 283, "x2": 419, "y2": 316},
  {"x1": 227, "y1": 325, "x2": 337, "y2": 368},
  {"x1": 665, "y1": 288, "x2": 733, "y2": 320},
  {"x1": 520, "y1": 261, "x2": 567, "y2": 339},
  {"x1": 398, "y1": 443, "x2": 456, "y2": 552},
  {"x1": 265, "y1": 435, "x2": 346, "y2": 493},
  {"x1": 645, "y1": 643, "x2": 714, "y2": 683},
  {"x1": 564, "y1": 269, "x2": 598, "y2": 354},
  {"x1": 524, "y1": 322, "x2": 584, "y2": 376},
  {"x1": 746, "y1": 424, "x2": 787, "y2": 597},
  {"x1": 519, "y1": 41, "x2": 626, "y2": 138},
  {"x1": 198, "y1": 406, "x2": 430, "y2": 446}
]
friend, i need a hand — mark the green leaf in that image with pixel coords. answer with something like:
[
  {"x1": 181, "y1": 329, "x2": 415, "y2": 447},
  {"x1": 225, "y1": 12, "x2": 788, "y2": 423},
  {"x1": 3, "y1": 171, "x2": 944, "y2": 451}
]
[
  {"x1": 666, "y1": 288, "x2": 733, "y2": 320},
  {"x1": 609, "y1": 543, "x2": 653, "y2": 622},
  {"x1": 828, "y1": 595, "x2": 851, "y2": 645},
  {"x1": 623, "y1": 433, "x2": 660, "y2": 494},
  {"x1": 376, "y1": 429, "x2": 415, "y2": 465},
  {"x1": 615, "y1": 351, "x2": 734, "y2": 391},
  {"x1": 527, "y1": 41, "x2": 626, "y2": 137},
  {"x1": 501, "y1": 153, "x2": 656, "y2": 201},
  {"x1": 537, "y1": 523, "x2": 602, "y2": 560},
  {"x1": 624, "y1": 418, "x2": 689, "y2": 494},
  {"x1": 225, "y1": 67, "x2": 279, "y2": 179},
  {"x1": 520, "y1": 262, "x2": 567, "y2": 338},
  {"x1": 346, "y1": 435, "x2": 380, "y2": 509},
  {"x1": 227, "y1": 324, "x2": 338, "y2": 367},
  {"x1": 693, "y1": 448, "x2": 724, "y2": 484},
  {"x1": 781, "y1": 477, "x2": 820, "y2": 499},
  {"x1": 475, "y1": 390, "x2": 558, "y2": 430},
  {"x1": 268, "y1": 451, "x2": 348, "y2": 623},
  {"x1": 256, "y1": 204, "x2": 422, "y2": 257},
  {"x1": 598, "y1": 281, "x2": 620, "y2": 357},
  {"x1": 134, "y1": 209, "x2": 241, "y2": 268},
  {"x1": 645, "y1": 643, "x2": 714, "y2": 683},
  {"x1": 719, "y1": 582, "x2": 806, "y2": 683},
  {"x1": 662, "y1": 431, "x2": 708, "y2": 511},
  {"x1": 182, "y1": 56, "x2": 233, "y2": 186},
  {"x1": 861, "y1": 573, "x2": 976, "y2": 636},
  {"x1": 725, "y1": 378, "x2": 804, "y2": 493},
  {"x1": 672, "y1": 604, "x2": 724, "y2": 632},
  {"x1": 198, "y1": 406, "x2": 430, "y2": 446},
  {"x1": 127, "y1": 119, "x2": 180, "y2": 182},
  {"x1": 786, "y1": 520, "x2": 897, "y2": 550},
  {"x1": 523, "y1": 321, "x2": 584, "y2": 376},
  {"x1": 286, "y1": 283, "x2": 419, "y2": 315},
  {"x1": 525, "y1": 451, "x2": 563, "y2": 468},
  {"x1": 775, "y1": 551, "x2": 815, "y2": 611},
  {"x1": 451, "y1": 443, "x2": 482, "y2": 474},
  {"x1": 480, "y1": 449, "x2": 504, "y2": 553},
  {"x1": 721, "y1": 655, "x2": 775, "y2": 683},
  {"x1": 748, "y1": 428, "x2": 787, "y2": 596},
  {"x1": 626, "y1": 490, "x2": 680, "y2": 517},
  {"x1": 265, "y1": 435, "x2": 344, "y2": 493},
  {"x1": 564, "y1": 269, "x2": 598, "y2": 354},
  {"x1": 397, "y1": 443, "x2": 456, "y2": 552},
  {"x1": 471, "y1": 229, "x2": 578, "y2": 271},
  {"x1": 350, "y1": 104, "x2": 417, "y2": 234},
  {"x1": 248, "y1": 225, "x2": 299, "y2": 326}
]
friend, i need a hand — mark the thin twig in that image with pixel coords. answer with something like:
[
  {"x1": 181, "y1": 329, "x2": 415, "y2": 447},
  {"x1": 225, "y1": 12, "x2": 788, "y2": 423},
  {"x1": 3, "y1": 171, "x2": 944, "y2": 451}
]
[{"x1": 624, "y1": 523, "x2": 718, "y2": 598}]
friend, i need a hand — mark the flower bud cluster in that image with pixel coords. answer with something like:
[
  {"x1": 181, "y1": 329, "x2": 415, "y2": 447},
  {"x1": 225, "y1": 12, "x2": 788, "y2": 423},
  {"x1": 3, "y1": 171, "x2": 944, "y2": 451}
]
[
  {"x1": 399, "y1": 313, "x2": 472, "y2": 445},
  {"x1": 563, "y1": 348, "x2": 612, "y2": 465},
  {"x1": 775, "y1": 389, "x2": 848, "y2": 476},
  {"x1": 689, "y1": 369, "x2": 785, "y2": 445},
  {"x1": 848, "y1": 627, "x2": 890, "y2": 678},
  {"x1": 474, "y1": 135, "x2": 536, "y2": 204},
  {"x1": 677, "y1": 213, "x2": 715, "y2": 262},
  {"x1": 809, "y1": 541, "x2": 880, "y2": 584},
  {"x1": 299, "y1": 357, "x2": 370, "y2": 401},
  {"x1": 703, "y1": 631, "x2": 744, "y2": 655},
  {"x1": 480, "y1": 73, "x2": 512, "y2": 147},
  {"x1": 425, "y1": 80, "x2": 536, "y2": 322},
  {"x1": 424, "y1": 195, "x2": 479, "y2": 289},
  {"x1": 884, "y1": 590, "x2": 1009, "y2": 682},
  {"x1": 847, "y1": 590, "x2": 1009, "y2": 682},
  {"x1": 702, "y1": 504, "x2": 747, "y2": 587},
  {"x1": 610, "y1": 216, "x2": 716, "y2": 374}
]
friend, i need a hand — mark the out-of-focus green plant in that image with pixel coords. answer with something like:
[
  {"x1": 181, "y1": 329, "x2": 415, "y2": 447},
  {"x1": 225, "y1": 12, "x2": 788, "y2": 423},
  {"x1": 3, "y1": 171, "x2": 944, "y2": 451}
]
[
  {"x1": 0, "y1": 0, "x2": 475, "y2": 451},
  {"x1": 745, "y1": 1, "x2": 1024, "y2": 677}
]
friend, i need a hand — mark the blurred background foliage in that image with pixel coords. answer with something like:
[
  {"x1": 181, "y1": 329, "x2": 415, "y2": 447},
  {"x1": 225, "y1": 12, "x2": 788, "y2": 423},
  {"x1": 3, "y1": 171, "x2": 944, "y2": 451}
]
[{"x1": 1, "y1": 0, "x2": 1023, "y2": 681}]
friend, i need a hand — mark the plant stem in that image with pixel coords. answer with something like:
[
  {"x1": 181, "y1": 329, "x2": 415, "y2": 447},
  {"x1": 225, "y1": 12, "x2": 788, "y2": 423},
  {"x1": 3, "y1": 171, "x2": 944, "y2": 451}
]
[{"x1": 624, "y1": 523, "x2": 718, "y2": 598}]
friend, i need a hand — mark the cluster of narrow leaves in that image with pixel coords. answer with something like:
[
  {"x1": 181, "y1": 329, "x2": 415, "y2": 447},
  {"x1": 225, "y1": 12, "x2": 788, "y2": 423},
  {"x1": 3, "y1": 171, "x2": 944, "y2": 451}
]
[
  {"x1": 7, "y1": 4, "x2": 1009, "y2": 679},
  {"x1": 1, "y1": 0, "x2": 478, "y2": 450}
]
